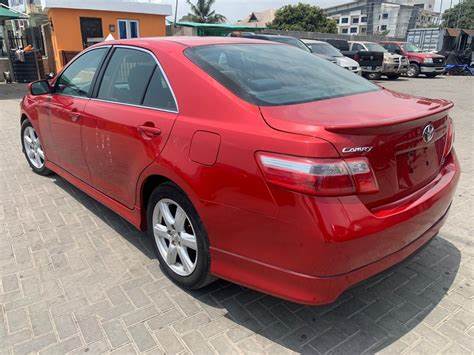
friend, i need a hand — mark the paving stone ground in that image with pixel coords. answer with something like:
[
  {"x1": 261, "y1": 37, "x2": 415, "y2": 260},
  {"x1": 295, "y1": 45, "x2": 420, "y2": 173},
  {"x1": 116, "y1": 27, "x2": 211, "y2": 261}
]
[{"x1": 0, "y1": 76, "x2": 473, "y2": 355}]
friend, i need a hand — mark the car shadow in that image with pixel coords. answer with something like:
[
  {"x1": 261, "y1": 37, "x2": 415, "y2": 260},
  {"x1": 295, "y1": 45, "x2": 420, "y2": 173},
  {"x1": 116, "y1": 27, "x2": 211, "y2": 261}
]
[
  {"x1": 376, "y1": 77, "x2": 410, "y2": 82},
  {"x1": 0, "y1": 83, "x2": 28, "y2": 100},
  {"x1": 51, "y1": 175, "x2": 460, "y2": 354}
]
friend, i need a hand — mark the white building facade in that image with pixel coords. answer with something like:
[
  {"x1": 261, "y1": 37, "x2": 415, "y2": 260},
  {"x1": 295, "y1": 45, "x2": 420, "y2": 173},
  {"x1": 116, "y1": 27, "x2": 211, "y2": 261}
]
[{"x1": 325, "y1": 0, "x2": 439, "y2": 38}]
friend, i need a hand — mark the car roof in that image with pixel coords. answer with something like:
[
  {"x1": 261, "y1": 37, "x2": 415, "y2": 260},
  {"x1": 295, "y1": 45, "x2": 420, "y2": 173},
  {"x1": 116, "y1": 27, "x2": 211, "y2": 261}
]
[
  {"x1": 301, "y1": 39, "x2": 326, "y2": 44},
  {"x1": 94, "y1": 36, "x2": 275, "y2": 49},
  {"x1": 239, "y1": 33, "x2": 297, "y2": 40},
  {"x1": 379, "y1": 41, "x2": 405, "y2": 44}
]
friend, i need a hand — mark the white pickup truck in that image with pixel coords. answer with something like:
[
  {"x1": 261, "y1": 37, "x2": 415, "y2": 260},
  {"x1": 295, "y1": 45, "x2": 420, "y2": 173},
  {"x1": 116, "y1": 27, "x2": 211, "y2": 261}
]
[{"x1": 349, "y1": 41, "x2": 409, "y2": 80}]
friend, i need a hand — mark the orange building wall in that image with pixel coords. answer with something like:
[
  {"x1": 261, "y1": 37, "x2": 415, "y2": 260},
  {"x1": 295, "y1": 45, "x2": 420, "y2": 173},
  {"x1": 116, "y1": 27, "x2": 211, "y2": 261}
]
[{"x1": 48, "y1": 8, "x2": 166, "y2": 72}]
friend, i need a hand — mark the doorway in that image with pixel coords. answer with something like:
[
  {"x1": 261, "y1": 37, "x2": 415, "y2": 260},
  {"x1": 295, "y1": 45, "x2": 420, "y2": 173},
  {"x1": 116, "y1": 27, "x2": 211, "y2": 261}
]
[{"x1": 80, "y1": 17, "x2": 103, "y2": 49}]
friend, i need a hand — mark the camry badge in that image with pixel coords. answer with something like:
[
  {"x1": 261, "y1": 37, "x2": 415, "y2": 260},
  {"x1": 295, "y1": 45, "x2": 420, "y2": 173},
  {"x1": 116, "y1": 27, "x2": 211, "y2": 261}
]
[
  {"x1": 422, "y1": 124, "x2": 435, "y2": 143},
  {"x1": 342, "y1": 146, "x2": 373, "y2": 154}
]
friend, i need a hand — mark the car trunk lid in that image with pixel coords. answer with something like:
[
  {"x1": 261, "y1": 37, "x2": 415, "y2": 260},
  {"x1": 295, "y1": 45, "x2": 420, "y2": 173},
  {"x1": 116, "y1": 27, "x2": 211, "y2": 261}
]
[{"x1": 259, "y1": 89, "x2": 453, "y2": 208}]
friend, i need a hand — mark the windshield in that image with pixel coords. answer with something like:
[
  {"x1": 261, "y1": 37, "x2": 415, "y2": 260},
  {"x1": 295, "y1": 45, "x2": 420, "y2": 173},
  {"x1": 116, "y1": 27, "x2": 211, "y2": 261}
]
[
  {"x1": 270, "y1": 37, "x2": 312, "y2": 53},
  {"x1": 185, "y1": 44, "x2": 379, "y2": 106},
  {"x1": 402, "y1": 43, "x2": 422, "y2": 52},
  {"x1": 308, "y1": 43, "x2": 343, "y2": 57},
  {"x1": 364, "y1": 43, "x2": 387, "y2": 52}
]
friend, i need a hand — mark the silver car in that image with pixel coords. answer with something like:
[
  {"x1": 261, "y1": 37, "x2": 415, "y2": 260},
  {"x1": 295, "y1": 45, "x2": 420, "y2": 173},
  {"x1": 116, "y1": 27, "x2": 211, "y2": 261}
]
[{"x1": 302, "y1": 39, "x2": 362, "y2": 75}]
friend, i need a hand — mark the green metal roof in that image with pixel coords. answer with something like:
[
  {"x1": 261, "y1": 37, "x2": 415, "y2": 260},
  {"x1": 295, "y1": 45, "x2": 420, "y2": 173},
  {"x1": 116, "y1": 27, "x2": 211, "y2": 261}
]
[
  {"x1": 0, "y1": 5, "x2": 28, "y2": 20},
  {"x1": 175, "y1": 21, "x2": 265, "y2": 30}
]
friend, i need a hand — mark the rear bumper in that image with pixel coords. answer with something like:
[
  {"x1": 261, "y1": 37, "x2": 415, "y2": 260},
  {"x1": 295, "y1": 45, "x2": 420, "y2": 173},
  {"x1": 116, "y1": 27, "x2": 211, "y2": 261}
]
[
  {"x1": 210, "y1": 151, "x2": 460, "y2": 305},
  {"x1": 212, "y1": 208, "x2": 448, "y2": 305},
  {"x1": 361, "y1": 65, "x2": 383, "y2": 73}
]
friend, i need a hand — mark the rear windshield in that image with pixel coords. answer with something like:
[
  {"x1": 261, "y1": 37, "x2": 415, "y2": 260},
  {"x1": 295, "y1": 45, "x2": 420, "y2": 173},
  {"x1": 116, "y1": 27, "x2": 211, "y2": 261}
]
[
  {"x1": 268, "y1": 37, "x2": 312, "y2": 53},
  {"x1": 308, "y1": 43, "x2": 343, "y2": 57},
  {"x1": 364, "y1": 43, "x2": 387, "y2": 52},
  {"x1": 185, "y1": 44, "x2": 379, "y2": 106}
]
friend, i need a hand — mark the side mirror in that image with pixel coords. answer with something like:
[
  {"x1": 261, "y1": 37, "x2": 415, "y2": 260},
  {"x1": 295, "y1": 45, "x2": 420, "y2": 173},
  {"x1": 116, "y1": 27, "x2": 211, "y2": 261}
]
[
  {"x1": 30, "y1": 80, "x2": 52, "y2": 95},
  {"x1": 395, "y1": 49, "x2": 403, "y2": 55}
]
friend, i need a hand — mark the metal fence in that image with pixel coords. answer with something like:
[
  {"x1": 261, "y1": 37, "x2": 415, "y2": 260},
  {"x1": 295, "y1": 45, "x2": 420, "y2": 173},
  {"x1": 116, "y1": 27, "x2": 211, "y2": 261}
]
[
  {"x1": 6, "y1": 27, "x2": 45, "y2": 56},
  {"x1": 260, "y1": 29, "x2": 405, "y2": 42}
]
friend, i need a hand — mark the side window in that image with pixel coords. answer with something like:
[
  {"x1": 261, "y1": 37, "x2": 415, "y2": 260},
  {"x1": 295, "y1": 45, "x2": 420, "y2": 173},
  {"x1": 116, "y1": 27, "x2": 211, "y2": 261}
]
[
  {"x1": 143, "y1": 67, "x2": 177, "y2": 112},
  {"x1": 55, "y1": 48, "x2": 108, "y2": 97},
  {"x1": 352, "y1": 43, "x2": 364, "y2": 51},
  {"x1": 97, "y1": 47, "x2": 156, "y2": 105}
]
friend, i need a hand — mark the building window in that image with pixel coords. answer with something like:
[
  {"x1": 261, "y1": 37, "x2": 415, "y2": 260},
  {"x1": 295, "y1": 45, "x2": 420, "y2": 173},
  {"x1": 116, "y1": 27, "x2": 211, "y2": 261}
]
[
  {"x1": 350, "y1": 27, "x2": 357, "y2": 33},
  {"x1": 360, "y1": 27, "x2": 367, "y2": 33},
  {"x1": 352, "y1": 17, "x2": 359, "y2": 24},
  {"x1": 380, "y1": 25, "x2": 387, "y2": 31},
  {"x1": 118, "y1": 19, "x2": 140, "y2": 39},
  {"x1": 340, "y1": 17, "x2": 349, "y2": 24},
  {"x1": 382, "y1": 13, "x2": 388, "y2": 19},
  {"x1": 342, "y1": 28, "x2": 349, "y2": 34},
  {"x1": 361, "y1": 16, "x2": 367, "y2": 22}
]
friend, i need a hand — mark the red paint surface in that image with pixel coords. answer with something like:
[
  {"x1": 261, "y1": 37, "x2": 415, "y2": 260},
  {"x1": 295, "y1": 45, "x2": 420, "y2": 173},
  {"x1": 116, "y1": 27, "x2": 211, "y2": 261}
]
[{"x1": 22, "y1": 37, "x2": 460, "y2": 304}]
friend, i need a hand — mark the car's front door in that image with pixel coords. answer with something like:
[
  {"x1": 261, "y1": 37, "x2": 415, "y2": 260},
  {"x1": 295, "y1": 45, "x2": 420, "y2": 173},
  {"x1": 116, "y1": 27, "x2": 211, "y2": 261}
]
[
  {"x1": 49, "y1": 47, "x2": 109, "y2": 182},
  {"x1": 81, "y1": 46, "x2": 178, "y2": 208}
]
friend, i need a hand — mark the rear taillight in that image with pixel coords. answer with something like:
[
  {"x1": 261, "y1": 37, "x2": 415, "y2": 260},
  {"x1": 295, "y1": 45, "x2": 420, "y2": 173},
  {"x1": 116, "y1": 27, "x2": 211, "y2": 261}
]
[
  {"x1": 256, "y1": 152, "x2": 379, "y2": 196},
  {"x1": 444, "y1": 117, "x2": 454, "y2": 157}
]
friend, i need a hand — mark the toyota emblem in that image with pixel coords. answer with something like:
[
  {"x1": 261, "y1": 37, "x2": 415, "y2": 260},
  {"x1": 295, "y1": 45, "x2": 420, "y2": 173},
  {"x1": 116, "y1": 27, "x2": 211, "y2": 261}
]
[{"x1": 422, "y1": 124, "x2": 435, "y2": 143}]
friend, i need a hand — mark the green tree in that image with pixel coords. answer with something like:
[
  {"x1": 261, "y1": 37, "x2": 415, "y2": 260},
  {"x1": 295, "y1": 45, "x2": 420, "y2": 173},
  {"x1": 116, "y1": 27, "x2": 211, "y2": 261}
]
[
  {"x1": 442, "y1": 0, "x2": 474, "y2": 29},
  {"x1": 185, "y1": 0, "x2": 226, "y2": 23},
  {"x1": 268, "y1": 3, "x2": 337, "y2": 33}
]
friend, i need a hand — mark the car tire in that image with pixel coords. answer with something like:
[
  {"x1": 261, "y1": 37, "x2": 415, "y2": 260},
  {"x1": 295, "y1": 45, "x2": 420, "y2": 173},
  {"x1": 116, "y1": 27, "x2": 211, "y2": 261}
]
[
  {"x1": 386, "y1": 74, "x2": 400, "y2": 80},
  {"x1": 407, "y1": 63, "x2": 420, "y2": 78},
  {"x1": 147, "y1": 182, "x2": 215, "y2": 290},
  {"x1": 21, "y1": 119, "x2": 52, "y2": 176},
  {"x1": 365, "y1": 72, "x2": 381, "y2": 80},
  {"x1": 425, "y1": 73, "x2": 438, "y2": 78}
]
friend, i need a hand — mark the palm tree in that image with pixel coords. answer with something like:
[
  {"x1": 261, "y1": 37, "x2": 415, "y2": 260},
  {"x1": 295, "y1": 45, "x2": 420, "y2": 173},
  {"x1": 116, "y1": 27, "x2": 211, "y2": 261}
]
[{"x1": 185, "y1": 0, "x2": 226, "y2": 23}]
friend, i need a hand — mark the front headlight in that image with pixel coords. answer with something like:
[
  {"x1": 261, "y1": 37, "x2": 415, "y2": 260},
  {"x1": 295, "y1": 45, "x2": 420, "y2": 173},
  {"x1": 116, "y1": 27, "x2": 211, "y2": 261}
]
[{"x1": 424, "y1": 58, "x2": 433, "y2": 64}]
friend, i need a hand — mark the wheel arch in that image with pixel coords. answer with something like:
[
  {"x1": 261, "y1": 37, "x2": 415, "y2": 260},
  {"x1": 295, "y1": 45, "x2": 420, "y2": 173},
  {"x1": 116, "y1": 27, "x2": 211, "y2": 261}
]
[
  {"x1": 139, "y1": 173, "x2": 194, "y2": 231},
  {"x1": 20, "y1": 113, "x2": 29, "y2": 125}
]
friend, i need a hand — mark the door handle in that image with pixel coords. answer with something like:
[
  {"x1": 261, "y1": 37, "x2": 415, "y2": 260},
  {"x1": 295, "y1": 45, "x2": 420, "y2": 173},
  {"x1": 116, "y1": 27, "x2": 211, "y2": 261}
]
[
  {"x1": 70, "y1": 112, "x2": 81, "y2": 122},
  {"x1": 70, "y1": 108, "x2": 81, "y2": 122},
  {"x1": 137, "y1": 125, "x2": 161, "y2": 138}
]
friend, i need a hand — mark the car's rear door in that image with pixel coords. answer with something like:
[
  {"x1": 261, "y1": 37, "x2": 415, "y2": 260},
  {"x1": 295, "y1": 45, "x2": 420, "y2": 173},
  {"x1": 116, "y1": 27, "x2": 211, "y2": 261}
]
[
  {"x1": 81, "y1": 46, "x2": 178, "y2": 208},
  {"x1": 48, "y1": 47, "x2": 109, "y2": 181}
]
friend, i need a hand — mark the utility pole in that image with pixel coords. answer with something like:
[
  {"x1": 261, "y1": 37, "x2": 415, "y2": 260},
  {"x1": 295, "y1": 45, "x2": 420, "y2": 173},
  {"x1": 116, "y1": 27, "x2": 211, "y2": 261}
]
[
  {"x1": 438, "y1": 0, "x2": 443, "y2": 25},
  {"x1": 174, "y1": 0, "x2": 178, "y2": 27}
]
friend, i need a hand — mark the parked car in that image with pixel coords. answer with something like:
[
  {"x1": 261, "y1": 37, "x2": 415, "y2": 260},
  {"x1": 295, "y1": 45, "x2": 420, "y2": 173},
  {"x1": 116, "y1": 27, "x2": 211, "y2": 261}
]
[
  {"x1": 380, "y1": 41, "x2": 445, "y2": 78},
  {"x1": 21, "y1": 37, "x2": 459, "y2": 305},
  {"x1": 323, "y1": 38, "x2": 384, "y2": 79},
  {"x1": 301, "y1": 39, "x2": 361, "y2": 75},
  {"x1": 348, "y1": 41, "x2": 409, "y2": 80}
]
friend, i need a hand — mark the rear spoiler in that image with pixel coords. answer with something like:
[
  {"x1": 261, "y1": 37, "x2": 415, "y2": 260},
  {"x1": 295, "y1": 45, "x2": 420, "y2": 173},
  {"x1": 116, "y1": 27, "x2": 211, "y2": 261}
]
[{"x1": 325, "y1": 96, "x2": 453, "y2": 133}]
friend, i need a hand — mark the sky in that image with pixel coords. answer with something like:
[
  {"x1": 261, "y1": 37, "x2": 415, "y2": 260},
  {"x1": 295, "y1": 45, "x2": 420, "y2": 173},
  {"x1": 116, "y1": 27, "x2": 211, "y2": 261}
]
[{"x1": 172, "y1": 0, "x2": 461, "y2": 23}]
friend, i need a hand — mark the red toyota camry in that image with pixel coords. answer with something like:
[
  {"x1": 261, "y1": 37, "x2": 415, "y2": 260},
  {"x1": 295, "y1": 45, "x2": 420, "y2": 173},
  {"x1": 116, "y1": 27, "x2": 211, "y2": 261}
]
[{"x1": 20, "y1": 37, "x2": 459, "y2": 305}]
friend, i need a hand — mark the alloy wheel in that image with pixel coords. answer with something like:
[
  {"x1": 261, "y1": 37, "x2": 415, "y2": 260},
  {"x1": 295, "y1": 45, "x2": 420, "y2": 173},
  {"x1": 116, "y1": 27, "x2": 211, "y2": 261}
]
[
  {"x1": 407, "y1": 65, "x2": 418, "y2": 77},
  {"x1": 23, "y1": 126, "x2": 45, "y2": 169},
  {"x1": 152, "y1": 198, "x2": 198, "y2": 276}
]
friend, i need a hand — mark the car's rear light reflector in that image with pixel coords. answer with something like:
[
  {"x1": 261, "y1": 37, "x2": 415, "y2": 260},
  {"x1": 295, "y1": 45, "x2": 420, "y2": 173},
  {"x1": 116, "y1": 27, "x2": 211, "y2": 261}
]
[{"x1": 256, "y1": 152, "x2": 379, "y2": 196}]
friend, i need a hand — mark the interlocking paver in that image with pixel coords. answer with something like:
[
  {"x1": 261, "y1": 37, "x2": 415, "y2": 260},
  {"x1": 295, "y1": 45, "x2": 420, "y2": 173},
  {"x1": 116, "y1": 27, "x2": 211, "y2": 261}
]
[{"x1": 1, "y1": 77, "x2": 473, "y2": 354}]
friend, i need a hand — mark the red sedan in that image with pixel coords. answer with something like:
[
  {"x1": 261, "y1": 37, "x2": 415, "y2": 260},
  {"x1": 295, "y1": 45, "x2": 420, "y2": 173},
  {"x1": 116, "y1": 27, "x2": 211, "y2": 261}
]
[{"x1": 20, "y1": 37, "x2": 459, "y2": 305}]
